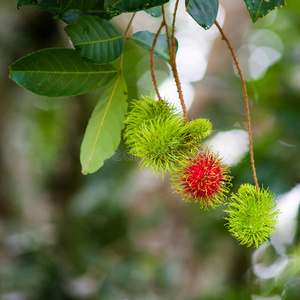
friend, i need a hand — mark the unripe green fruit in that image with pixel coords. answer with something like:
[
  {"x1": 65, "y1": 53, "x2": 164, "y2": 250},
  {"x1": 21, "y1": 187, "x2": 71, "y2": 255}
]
[
  {"x1": 124, "y1": 96, "x2": 212, "y2": 177},
  {"x1": 224, "y1": 184, "x2": 280, "y2": 247}
]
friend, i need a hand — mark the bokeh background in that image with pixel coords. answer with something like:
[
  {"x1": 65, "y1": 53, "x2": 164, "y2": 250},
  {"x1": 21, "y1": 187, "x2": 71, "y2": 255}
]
[{"x1": 1, "y1": 1, "x2": 300, "y2": 299}]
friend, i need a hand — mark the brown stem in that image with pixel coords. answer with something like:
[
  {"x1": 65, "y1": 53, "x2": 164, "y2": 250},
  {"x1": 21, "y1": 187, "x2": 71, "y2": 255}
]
[
  {"x1": 124, "y1": 12, "x2": 136, "y2": 37},
  {"x1": 215, "y1": 20, "x2": 259, "y2": 189},
  {"x1": 120, "y1": 13, "x2": 136, "y2": 74},
  {"x1": 150, "y1": 22, "x2": 165, "y2": 102},
  {"x1": 119, "y1": 55, "x2": 123, "y2": 75},
  {"x1": 171, "y1": 0, "x2": 180, "y2": 59},
  {"x1": 162, "y1": 5, "x2": 188, "y2": 122},
  {"x1": 162, "y1": 6, "x2": 172, "y2": 61}
]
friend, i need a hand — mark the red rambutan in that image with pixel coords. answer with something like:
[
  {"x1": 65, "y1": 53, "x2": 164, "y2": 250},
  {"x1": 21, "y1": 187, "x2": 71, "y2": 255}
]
[{"x1": 172, "y1": 149, "x2": 232, "y2": 209}]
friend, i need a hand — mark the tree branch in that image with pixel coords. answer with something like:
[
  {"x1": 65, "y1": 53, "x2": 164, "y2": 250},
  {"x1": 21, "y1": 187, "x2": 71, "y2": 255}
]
[
  {"x1": 162, "y1": 4, "x2": 188, "y2": 122},
  {"x1": 150, "y1": 21, "x2": 165, "y2": 101}
]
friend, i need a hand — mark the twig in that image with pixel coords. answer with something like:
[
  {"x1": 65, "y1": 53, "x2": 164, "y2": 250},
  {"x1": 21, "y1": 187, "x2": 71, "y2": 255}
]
[
  {"x1": 120, "y1": 13, "x2": 136, "y2": 74},
  {"x1": 215, "y1": 20, "x2": 259, "y2": 189},
  {"x1": 124, "y1": 12, "x2": 136, "y2": 37},
  {"x1": 162, "y1": 4, "x2": 188, "y2": 122},
  {"x1": 171, "y1": 0, "x2": 180, "y2": 60},
  {"x1": 150, "y1": 22, "x2": 165, "y2": 101},
  {"x1": 162, "y1": 6, "x2": 173, "y2": 63}
]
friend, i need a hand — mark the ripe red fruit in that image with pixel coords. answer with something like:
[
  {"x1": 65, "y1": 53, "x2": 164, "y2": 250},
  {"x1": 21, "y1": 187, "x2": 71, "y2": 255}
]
[{"x1": 172, "y1": 149, "x2": 232, "y2": 209}]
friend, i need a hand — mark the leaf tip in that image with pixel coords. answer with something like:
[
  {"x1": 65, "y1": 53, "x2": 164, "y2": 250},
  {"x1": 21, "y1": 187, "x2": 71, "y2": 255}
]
[
  {"x1": 81, "y1": 166, "x2": 89, "y2": 175},
  {"x1": 8, "y1": 66, "x2": 12, "y2": 79}
]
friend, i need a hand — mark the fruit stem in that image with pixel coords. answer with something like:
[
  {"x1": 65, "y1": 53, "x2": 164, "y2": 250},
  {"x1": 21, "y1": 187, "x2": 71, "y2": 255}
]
[
  {"x1": 124, "y1": 12, "x2": 136, "y2": 37},
  {"x1": 120, "y1": 13, "x2": 136, "y2": 74},
  {"x1": 215, "y1": 20, "x2": 259, "y2": 190},
  {"x1": 162, "y1": 4, "x2": 188, "y2": 122},
  {"x1": 150, "y1": 22, "x2": 165, "y2": 102}
]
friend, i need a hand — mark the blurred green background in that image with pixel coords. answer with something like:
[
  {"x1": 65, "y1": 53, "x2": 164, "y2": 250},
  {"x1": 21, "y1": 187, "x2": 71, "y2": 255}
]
[{"x1": 0, "y1": 1, "x2": 300, "y2": 299}]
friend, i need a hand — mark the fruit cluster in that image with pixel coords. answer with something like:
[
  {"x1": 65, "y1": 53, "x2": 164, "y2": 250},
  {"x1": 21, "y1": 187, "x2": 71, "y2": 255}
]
[{"x1": 124, "y1": 96, "x2": 279, "y2": 247}]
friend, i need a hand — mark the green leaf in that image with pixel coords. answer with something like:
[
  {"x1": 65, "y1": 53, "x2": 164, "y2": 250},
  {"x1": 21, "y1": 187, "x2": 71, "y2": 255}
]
[
  {"x1": 17, "y1": 0, "x2": 37, "y2": 8},
  {"x1": 37, "y1": 0, "x2": 99, "y2": 13},
  {"x1": 145, "y1": 6, "x2": 162, "y2": 17},
  {"x1": 104, "y1": 0, "x2": 169, "y2": 13},
  {"x1": 132, "y1": 30, "x2": 178, "y2": 61},
  {"x1": 59, "y1": 0, "x2": 100, "y2": 12},
  {"x1": 185, "y1": 0, "x2": 219, "y2": 30},
  {"x1": 65, "y1": 16, "x2": 125, "y2": 64},
  {"x1": 9, "y1": 48, "x2": 117, "y2": 97},
  {"x1": 36, "y1": 0, "x2": 115, "y2": 23},
  {"x1": 36, "y1": 0, "x2": 61, "y2": 15},
  {"x1": 80, "y1": 74, "x2": 128, "y2": 175},
  {"x1": 243, "y1": 0, "x2": 286, "y2": 23}
]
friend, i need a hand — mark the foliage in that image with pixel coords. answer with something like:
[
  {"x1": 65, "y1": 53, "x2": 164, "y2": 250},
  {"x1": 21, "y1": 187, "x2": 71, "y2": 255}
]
[
  {"x1": 2, "y1": 0, "x2": 300, "y2": 299},
  {"x1": 185, "y1": 0, "x2": 219, "y2": 30},
  {"x1": 131, "y1": 30, "x2": 178, "y2": 62},
  {"x1": 9, "y1": 48, "x2": 117, "y2": 97},
  {"x1": 10, "y1": 0, "x2": 282, "y2": 174},
  {"x1": 80, "y1": 74, "x2": 128, "y2": 175},
  {"x1": 35, "y1": 0, "x2": 116, "y2": 23},
  {"x1": 64, "y1": 16, "x2": 125, "y2": 64},
  {"x1": 11, "y1": 0, "x2": 286, "y2": 174},
  {"x1": 243, "y1": 0, "x2": 286, "y2": 22},
  {"x1": 9, "y1": 0, "x2": 289, "y2": 252}
]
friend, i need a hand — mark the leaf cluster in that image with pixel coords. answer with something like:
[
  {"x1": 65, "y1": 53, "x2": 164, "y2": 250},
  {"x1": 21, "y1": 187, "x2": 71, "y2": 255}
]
[
  {"x1": 11, "y1": 0, "x2": 287, "y2": 175},
  {"x1": 10, "y1": 2, "x2": 184, "y2": 175},
  {"x1": 17, "y1": 0, "x2": 170, "y2": 23},
  {"x1": 17, "y1": 0, "x2": 287, "y2": 27},
  {"x1": 11, "y1": 0, "x2": 288, "y2": 250},
  {"x1": 224, "y1": 184, "x2": 280, "y2": 248}
]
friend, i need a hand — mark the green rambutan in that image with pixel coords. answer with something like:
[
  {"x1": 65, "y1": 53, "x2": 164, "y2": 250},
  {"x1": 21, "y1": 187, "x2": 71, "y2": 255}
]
[
  {"x1": 185, "y1": 118, "x2": 213, "y2": 143},
  {"x1": 124, "y1": 96, "x2": 177, "y2": 145},
  {"x1": 124, "y1": 96, "x2": 212, "y2": 177},
  {"x1": 224, "y1": 184, "x2": 280, "y2": 247}
]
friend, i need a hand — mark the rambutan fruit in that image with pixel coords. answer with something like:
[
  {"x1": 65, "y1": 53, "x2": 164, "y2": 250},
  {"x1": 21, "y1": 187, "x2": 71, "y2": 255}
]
[
  {"x1": 124, "y1": 96, "x2": 212, "y2": 177},
  {"x1": 224, "y1": 184, "x2": 280, "y2": 247},
  {"x1": 172, "y1": 148, "x2": 232, "y2": 209}
]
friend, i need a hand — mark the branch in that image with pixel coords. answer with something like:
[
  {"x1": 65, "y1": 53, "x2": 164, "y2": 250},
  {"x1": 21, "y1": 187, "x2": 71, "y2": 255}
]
[
  {"x1": 150, "y1": 22, "x2": 165, "y2": 102},
  {"x1": 162, "y1": 4, "x2": 188, "y2": 122},
  {"x1": 124, "y1": 12, "x2": 136, "y2": 37},
  {"x1": 120, "y1": 13, "x2": 136, "y2": 74},
  {"x1": 171, "y1": 0, "x2": 180, "y2": 60}
]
